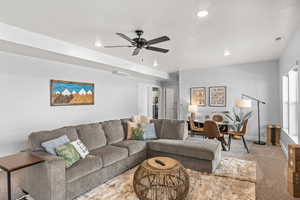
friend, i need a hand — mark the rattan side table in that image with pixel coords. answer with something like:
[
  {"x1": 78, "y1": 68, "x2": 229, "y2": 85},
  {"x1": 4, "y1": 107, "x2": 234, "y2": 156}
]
[{"x1": 133, "y1": 157, "x2": 189, "y2": 200}]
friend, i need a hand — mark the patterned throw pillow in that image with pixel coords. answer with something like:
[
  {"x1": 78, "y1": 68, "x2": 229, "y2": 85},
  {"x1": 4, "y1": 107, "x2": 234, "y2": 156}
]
[
  {"x1": 141, "y1": 123, "x2": 157, "y2": 140},
  {"x1": 55, "y1": 143, "x2": 81, "y2": 168},
  {"x1": 131, "y1": 127, "x2": 144, "y2": 140},
  {"x1": 71, "y1": 140, "x2": 89, "y2": 159},
  {"x1": 127, "y1": 121, "x2": 139, "y2": 140}
]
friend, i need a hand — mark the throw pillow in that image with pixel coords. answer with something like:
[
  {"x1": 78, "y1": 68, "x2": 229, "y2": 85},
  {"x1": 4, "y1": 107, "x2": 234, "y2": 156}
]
[
  {"x1": 41, "y1": 135, "x2": 70, "y2": 155},
  {"x1": 131, "y1": 127, "x2": 144, "y2": 140},
  {"x1": 127, "y1": 121, "x2": 139, "y2": 139},
  {"x1": 71, "y1": 140, "x2": 89, "y2": 159},
  {"x1": 55, "y1": 143, "x2": 81, "y2": 168},
  {"x1": 141, "y1": 123, "x2": 157, "y2": 140}
]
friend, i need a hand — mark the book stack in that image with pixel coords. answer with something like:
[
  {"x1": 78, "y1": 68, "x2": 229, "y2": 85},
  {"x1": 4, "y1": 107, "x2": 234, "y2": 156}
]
[{"x1": 288, "y1": 144, "x2": 300, "y2": 198}]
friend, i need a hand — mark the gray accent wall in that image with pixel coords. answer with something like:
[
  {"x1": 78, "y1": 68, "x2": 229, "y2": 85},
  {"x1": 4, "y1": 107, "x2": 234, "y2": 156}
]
[
  {"x1": 0, "y1": 51, "x2": 158, "y2": 156},
  {"x1": 279, "y1": 25, "x2": 300, "y2": 157},
  {"x1": 179, "y1": 60, "x2": 280, "y2": 141}
]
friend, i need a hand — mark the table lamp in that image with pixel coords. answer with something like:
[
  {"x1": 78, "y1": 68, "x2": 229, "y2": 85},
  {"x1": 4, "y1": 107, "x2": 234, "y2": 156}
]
[{"x1": 188, "y1": 105, "x2": 198, "y2": 120}]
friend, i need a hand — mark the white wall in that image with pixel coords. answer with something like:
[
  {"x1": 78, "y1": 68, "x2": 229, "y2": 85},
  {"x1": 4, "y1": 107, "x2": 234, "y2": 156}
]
[
  {"x1": 0, "y1": 51, "x2": 158, "y2": 156},
  {"x1": 179, "y1": 60, "x2": 280, "y2": 140},
  {"x1": 279, "y1": 25, "x2": 300, "y2": 156}
]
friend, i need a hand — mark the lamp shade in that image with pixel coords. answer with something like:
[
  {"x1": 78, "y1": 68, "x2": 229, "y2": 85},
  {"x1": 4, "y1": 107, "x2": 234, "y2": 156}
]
[
  {"x1": 235, "y1": 99, "x2": 252, "y2": 108},
  {"x1": 188, "y1": 105, "x2": 198, "y2": 113}
]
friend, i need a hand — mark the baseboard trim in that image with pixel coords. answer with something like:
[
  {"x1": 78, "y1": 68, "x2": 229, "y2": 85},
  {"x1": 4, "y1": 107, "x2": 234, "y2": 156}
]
[{"x1": 280, "y1": 141, "x2": 288, "y2": 159}]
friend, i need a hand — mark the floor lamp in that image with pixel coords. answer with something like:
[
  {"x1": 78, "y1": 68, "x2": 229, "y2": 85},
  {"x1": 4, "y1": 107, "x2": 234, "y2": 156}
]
[{"x1": 241, "y1": 94, "x2": 266, "y2": 145}]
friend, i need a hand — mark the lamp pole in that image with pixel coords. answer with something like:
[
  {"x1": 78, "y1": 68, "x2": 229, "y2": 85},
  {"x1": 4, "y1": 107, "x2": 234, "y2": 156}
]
[{"x1": 242, "y1": 94, "x2": 266, "y2": 145}]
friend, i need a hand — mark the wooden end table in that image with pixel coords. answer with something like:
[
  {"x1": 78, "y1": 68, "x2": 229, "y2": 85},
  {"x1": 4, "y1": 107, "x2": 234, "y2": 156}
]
[{"x1": 0, "y1": 152, "x2": 44, "y2": 200}]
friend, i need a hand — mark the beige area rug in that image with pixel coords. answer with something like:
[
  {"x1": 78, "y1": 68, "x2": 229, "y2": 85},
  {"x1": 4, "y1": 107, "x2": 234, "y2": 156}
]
[{"x1": 76, "y1": 157, "x2": 256, "y2": 200}]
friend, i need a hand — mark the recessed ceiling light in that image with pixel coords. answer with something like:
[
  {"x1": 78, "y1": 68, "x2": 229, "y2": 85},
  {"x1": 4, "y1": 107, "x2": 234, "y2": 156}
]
[
  {"x1": 94, "y1": 40, "x2": 102, "y2": 47},
  {"x1": 224, "y1": 50, "x2": 231, "y2": 56},
  {"x1": 197, "y1": 10, "x2": 208, "y2": 18},
  {"x1": 153, "y1": 60, "x2": 158, "y2": 67}
]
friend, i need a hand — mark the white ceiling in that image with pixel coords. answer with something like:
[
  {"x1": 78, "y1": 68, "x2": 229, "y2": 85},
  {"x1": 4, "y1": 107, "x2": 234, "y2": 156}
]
[{"x1": 0, "y1": 0, "x2": 299, "y2": 72}]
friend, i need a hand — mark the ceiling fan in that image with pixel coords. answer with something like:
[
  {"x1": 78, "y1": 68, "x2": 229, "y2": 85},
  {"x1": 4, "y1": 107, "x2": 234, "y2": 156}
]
[{"x1": 104, "y1": 30, "x2": 170, "y2": 56}]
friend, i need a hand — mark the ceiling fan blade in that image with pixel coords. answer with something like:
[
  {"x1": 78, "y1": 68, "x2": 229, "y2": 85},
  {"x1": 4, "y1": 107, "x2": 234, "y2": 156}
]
[
  {"x1": 103, "y1": 45, "x2": 134, "y2": 48},
  {"x1": 116, "y1": 33, "x2": 136, "y2": 44},
  {"x1": 147, "y1": 36, "x2": 170, "y2": 45},
  {"x1": 132, "y1": 48, "x2": 141, "y2": 56},
  {"x1": 145, "y1": 46, "x2": 169, "y2": 53}
]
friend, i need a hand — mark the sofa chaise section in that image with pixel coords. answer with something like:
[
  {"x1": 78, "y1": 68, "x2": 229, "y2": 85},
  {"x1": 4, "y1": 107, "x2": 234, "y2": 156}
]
[{"x1": 147, "y1": 138, "x2": 221, "y2": 172}]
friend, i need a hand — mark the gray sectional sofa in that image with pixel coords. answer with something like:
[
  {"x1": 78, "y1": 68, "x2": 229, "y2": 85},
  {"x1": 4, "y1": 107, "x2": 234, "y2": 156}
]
[{"x1": 23, "y1": 118, "x2": 221, "y2": 200}]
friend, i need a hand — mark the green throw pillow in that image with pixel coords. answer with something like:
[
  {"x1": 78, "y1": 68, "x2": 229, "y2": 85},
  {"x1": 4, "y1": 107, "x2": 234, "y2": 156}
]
[
  {"x1": 131, "y1": 127, "x2": 144, "y2": 140},
  {"x1": 55, "y1": 143, "x2": 81, "y2": 168}
]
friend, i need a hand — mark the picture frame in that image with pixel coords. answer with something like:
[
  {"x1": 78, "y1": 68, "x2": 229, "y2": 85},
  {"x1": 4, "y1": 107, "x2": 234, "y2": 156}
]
[
  {"x1": 50, "y1": 80, "x2": 95, "y2": 106},
  {"x1": 190, "y1": 87, "x2": 206, "y2": 106},
  {"x1": 209, "y1": 86, "x2": 227, "y2": 107}
]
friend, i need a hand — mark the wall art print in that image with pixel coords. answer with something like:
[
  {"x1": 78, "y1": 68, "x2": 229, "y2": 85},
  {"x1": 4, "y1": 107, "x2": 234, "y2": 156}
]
[
  {"x1": 50, "y1": 80, "x2": 94, "y2": 106},
  {"x1": 190, "y1": 87, "x2": 206, "y2": 106},
  {"x1": 209, "y1": 86, "x2": 226, "y2": 107}
]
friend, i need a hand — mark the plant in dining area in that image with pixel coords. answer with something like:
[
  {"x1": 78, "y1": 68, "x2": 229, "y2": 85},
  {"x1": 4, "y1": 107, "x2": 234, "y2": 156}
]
[{"x1": 221, "y1": 108, "x2": 253, "y2": 131}]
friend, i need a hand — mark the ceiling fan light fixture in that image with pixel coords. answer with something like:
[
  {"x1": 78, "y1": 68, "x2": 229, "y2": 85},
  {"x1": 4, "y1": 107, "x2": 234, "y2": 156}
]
[
  {"x1": 153, "y1": 60, "x2": 158, "y2": 67},
  {"x1": 197, "y1": 10, "x2": 208, "y2": 18}
]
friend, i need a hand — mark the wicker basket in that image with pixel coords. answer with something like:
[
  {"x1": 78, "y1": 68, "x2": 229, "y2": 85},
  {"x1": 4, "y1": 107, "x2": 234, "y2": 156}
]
[{"x1": 133, "y1": 157, "x2": 189, "y2": 200}]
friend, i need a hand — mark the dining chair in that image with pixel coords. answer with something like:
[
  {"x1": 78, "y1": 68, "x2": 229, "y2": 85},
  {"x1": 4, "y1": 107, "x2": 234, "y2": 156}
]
[
  {"x1": 188, "y1": 116, "x2": 205, "y2": 136},
  {"x1": 203, "y1": 120, "x2": 227, "y2": 151},
  {"x1": 225, "y1": 120, "x2": 249, "y2": 153},
  {"x1": 212, "y1": 114, "x2": 224, "y2": 122}
]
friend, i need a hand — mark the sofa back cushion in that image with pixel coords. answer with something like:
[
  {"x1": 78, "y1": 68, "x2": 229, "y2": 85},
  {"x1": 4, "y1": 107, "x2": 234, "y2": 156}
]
[
  {"x1": 102, "y1": 120, "x2": 125, "y2": 144},
  {"x1": 152, "y1": 119, "x2": 165, "y2": 138},
  {"x1": 76, "y1": 123, "x2": 107, "y2": 151},
  {"x1": 160, "y1": 120, "x2": 188, "y2": 140},
  {"x1": 120, "y1": 118, "x2": 131, "y2": 138},
  {"x1": 29, "y1": 126, "x2": 79, "y2": 151}
]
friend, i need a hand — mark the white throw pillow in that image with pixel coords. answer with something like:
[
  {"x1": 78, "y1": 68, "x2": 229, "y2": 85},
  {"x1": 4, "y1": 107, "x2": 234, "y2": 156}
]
[{"x1": 71, "y1": 140, "x2": 89, "y2": 159}]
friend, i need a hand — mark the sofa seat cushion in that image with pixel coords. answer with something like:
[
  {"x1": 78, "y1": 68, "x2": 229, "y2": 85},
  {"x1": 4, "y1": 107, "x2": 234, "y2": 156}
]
[
  {"x1": 76, "y1": 123, "x2": 107, "y2": 151},
  {"x1": 102, "y1": 120, "x2": 125, "y2": 144},
  {"x1": 112, "y1": 140, "x2": 147, "y2": 156},
  {"x1": 147, "y1": 139, "x2": 220, "y2": 161},
  {"x1": 66, "y1": 155, "x2": 102, "y2": 183},
  {"x1": 90, "y1": 145, "x2": 128, "y2": 167}
]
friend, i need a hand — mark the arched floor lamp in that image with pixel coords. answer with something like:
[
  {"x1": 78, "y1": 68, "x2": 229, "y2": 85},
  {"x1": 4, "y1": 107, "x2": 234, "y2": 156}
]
[{"x1": 240, "y1": 94, "x2": 266, "y2": 145}]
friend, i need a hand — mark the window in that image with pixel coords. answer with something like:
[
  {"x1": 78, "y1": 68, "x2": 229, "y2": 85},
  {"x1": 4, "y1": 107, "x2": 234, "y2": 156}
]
[
  {"x1": 282, "y1": 76, "x2": 289, "y2": 130},
  {"x1": 282, "y1": 67, "x2": 299, "y2": 141}
]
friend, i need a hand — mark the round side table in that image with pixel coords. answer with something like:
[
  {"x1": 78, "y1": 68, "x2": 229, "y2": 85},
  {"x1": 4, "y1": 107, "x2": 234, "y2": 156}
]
[{"x1": 133, "y1": 157, "x2": 189, "y2": 200}]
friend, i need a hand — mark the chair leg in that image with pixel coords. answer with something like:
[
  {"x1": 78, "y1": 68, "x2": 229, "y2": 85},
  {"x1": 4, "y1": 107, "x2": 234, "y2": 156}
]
[
  {"x1": 242, "y1": 136, "x2": 249, "y2": 153},
  {"x1": 218, "y1": 137, "x2": 227, "y2": 151},
  {"x1": 228, "y1": 135, "x2": 232, "y2": 151}
]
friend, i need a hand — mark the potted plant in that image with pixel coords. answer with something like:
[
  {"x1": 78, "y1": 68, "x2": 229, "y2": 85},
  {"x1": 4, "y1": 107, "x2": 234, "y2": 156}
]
[{"x1": 221, "y1": 108, "x2": 253, "y2": 132}]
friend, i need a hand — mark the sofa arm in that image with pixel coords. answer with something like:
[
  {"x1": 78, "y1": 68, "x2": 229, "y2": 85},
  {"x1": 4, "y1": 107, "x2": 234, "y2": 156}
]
[{"x1": 22, "y1": 151, "x2": 66, "y2": 200}]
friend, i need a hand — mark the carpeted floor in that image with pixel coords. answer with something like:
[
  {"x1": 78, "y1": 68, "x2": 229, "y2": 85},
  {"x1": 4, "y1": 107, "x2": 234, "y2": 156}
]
[
  {"x1": 220, "y1": 137, "x2": 298, "y2": 200},
  {"x1": 0, "y1": 138, "x2": 298, "y2": 200}
]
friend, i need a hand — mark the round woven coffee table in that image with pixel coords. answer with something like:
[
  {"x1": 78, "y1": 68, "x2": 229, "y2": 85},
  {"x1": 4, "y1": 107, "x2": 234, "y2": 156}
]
[{"x1": 133, "y1": 157, "x2": 189, "y2": 200}]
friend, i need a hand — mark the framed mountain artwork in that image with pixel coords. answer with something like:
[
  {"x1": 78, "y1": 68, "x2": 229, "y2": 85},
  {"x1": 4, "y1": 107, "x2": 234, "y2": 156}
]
[
  {"x1": 209, "y1": 86, "x2": 226, "y2": 107},
  {"x1": 50, "y1": 80, "x2": 95, "y2": 106},
  {"x1": 190, "y1": 87, "x2": 206, "y2": 106}
]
